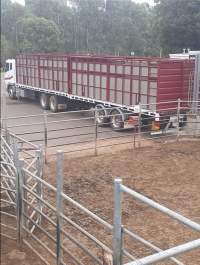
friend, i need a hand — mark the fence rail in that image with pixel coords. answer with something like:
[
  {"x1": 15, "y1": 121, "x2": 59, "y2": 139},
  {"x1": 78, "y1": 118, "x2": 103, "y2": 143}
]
[
  {"x1": 1, "y1": 99, "x2": 200, "y2": 163},
  {"x1": 0, "y1": 130, "x2": 40, "y2": 242},
  {"x1": 1, "y1": 129, "x2": 200, "y2": 265},
  {"x1": 113, "y1": 179, "x2": 200, "y2": 265}
]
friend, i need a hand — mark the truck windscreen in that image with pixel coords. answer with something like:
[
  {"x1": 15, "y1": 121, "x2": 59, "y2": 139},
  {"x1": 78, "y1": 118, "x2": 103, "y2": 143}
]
[{"x1": 5, "y1": 63, "x2": 10, "y2": 72}]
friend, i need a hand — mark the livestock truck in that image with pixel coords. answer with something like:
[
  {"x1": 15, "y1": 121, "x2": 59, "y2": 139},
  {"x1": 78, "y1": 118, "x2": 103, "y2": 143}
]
[{"x1": 4, "y1": 53, "x2": 198, "y2": 132}]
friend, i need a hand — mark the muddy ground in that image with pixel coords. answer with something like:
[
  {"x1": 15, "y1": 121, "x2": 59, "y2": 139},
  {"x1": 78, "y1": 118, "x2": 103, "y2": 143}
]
[{"x1": 1, "y1": 140, "x2": 200, "y2": 265}]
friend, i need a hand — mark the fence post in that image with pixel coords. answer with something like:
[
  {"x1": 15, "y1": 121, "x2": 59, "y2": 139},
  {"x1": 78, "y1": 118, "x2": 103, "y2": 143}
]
[
  {"x1": 94, "y1": 109, "x2": 98, "y2": 156},
  {"x1": 138, "y1": 103, "x2": 142, "y2": 148},
  {"x1": 56, "y1": 150, "x2": 64, "y2": 265},
  {"x1": 22, "y1": 160, "x2": 28, "y2": 234},
  {"x1": 177, "y1": 98, "x2": 181, "y2": 141},
  {"x1": 7, "y1": 129, "x2": 11, "y2": 146},
  {"x1": 43, "y1": 111, "x2": 48, "y2": 164},
  {"x1": 36, "y1": 146, "x2": 43, "y2": 225},
  {"x1": 4, "y1": 129, "x2": 11, "y2": 163},
  {"x1": 13, "y1": 137, "x2": 24, "y2": 248},
  {"x1": 113, "y1": 178, "x2": 122, "y2": 265},
  {"x1": 133, "y1": 127, "x2": 136, "y2": 150},
  {"x1": 18, "y1": 158, "x2": 25, "y2": 248},
  {"x1": 4, "y1": 120, "x2": 10, "y2": 144}
]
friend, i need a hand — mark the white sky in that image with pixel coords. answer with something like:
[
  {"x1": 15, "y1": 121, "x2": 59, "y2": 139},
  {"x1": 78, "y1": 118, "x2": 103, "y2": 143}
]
[
  {"x1": 132, "y1": 0, "x2": 155, "y2": 5},
  {"x1": 11, "y1": 0, "x2": 25, "y2": 5},
  {"x1": 12, "y1": 0, "x2": 155, "y2": 6}
]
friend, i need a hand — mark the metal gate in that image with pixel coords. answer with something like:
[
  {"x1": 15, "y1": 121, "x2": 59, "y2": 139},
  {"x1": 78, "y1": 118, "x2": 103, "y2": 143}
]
[
  {"x1": 112, "y1": 179, "x2": 200, "y2": 265},
  {"x1": 0, "y1": 130, "x2": 17, "y2": 240},
  {"x1": 1, "y1": 130, "x2": 200, "y2": 265},
  {"x1": 0, "y1": 129, "x2": 42, "y2": 240}
]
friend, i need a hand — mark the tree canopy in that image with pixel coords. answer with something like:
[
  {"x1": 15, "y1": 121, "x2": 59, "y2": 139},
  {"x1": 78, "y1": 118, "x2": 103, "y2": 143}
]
[
  {"x1": 16, "y1": 15, "x2": 62, "y2": 52},
  {"x1": 155, "y1": 0, "x2": 200, "y2": 54},
  {"x1": 1, "y1": 0, "x2": 200, "y2": 65}
]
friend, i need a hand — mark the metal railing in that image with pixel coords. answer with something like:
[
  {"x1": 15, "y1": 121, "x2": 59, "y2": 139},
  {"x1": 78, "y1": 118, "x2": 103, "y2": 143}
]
[
  {"x1": 1, "y1": 99, "x2": 200, "y2": 163},
  {"x1": 20, "y1": 149, "x2": 115, "y2": 265},
  {"x1": 112, "y1": 179, "x2": 200, "y2": 265},
  {"x1": 0, "y1": 131, "x2": 17, "y2": 241},
  {"x1": 1, "y1": 133, "x2": 200, "y2": 265},
  {"x1": 1, "y1": 133, "x2": 114, "y2": 264},
  {"x1": 0, "y1": 130, "x2": 41, "y2": 241}
]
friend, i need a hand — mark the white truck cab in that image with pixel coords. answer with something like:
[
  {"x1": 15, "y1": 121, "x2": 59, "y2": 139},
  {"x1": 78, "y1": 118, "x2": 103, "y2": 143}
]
[
  {"x1": 4, "y1": 59, "x2": 16, "y2": 89},
  {"x1": 169, "y1": 50, "x2": 200, "y2": 59}
]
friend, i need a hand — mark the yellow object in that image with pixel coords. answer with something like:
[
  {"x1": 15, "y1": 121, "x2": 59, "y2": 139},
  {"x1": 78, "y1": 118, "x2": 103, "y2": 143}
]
[{"x1": 151, "y1": 121, "x2": 160, "y2": 131}]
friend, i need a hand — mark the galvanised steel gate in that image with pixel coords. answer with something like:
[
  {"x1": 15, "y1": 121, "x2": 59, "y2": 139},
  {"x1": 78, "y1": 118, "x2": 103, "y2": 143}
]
[
  {"x1": 113, "y1": 179, "x2": 200, "y2": 265},
  {"x1": 1, "y1": 131, "x2": 200, "y2": 265},
  {"x1": 2, "y1": 99, "x2": 200, "y2": 163},
  {"x1": 0, "y1": 129, "x2": 43, "y2": 241},
  {"x1": 1, "y1": 130, "x2": 17, "y2": 240}
]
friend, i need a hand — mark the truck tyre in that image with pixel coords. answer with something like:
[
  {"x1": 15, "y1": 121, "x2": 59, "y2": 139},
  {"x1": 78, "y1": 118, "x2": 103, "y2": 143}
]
[
  {"x1": 49, "y1": 95, "x2": 58, "y2": 112},
  {"x1": 110, "y1": 108, "x2": 124, "y2": 130},
  {"x1": 179, "y1": 113, "x2": 187, "y2": 128},
  {"x1": 40, "y1": 93, "x2": 49, "y2": 110},
  {"x1": 7, "y1": 85, "x2": 17, "y2": 99},
  {"x1": 95, "y1": 104, "x2": 109, "y2": 126}
]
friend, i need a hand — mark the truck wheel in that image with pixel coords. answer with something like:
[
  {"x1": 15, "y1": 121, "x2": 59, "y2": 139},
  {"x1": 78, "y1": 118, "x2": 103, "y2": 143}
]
[
  {"x1": 8, "y1": 86, "x2": 17, "y2": 99},
  {"x1": 179, "y1": 113, "x2": 187, "y2": 128},
  {"x1": 95, "y1": 104, "x2": 109, "y2": 126},
  {"x1": 110, "y1": 108, "x2": 124, "y2": 130},
  {"x1": 49, "y1": 95, "x2": 58, "y2": 112},
  {"x1": 40, "y1": 93, "x2": 49, "y2": 110}
]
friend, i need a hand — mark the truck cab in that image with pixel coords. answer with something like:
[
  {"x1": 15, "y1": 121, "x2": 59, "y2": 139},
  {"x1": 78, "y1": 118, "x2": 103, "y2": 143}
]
[{"x1": 4, "y1": 59, "x2": 16, "y2": 89}]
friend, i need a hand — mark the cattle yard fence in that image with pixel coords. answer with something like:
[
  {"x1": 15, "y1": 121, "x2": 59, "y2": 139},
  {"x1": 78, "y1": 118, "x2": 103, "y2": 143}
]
[
  {"x1": 1, "y1": 99, "x2": 200, "y2": 163},
  {"x1": 1, "y1": 131, "x2": 200, "y2": 265},
  {"x1": 113, "y1": 179, "x2": 200, "y2": 265},
  {"x1": 0, "y1": 129, "x2": 41, "y2": 242}
]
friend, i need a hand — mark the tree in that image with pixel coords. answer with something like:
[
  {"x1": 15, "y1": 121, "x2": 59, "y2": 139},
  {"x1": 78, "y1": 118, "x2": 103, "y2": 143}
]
[
  {"x1": 2, "y1": 0, "x2": 199, "y2": 60},
  {"x1": 1, "y1": 0, "x2": 25, "y2": 43},
  {"x1": 72, "y1": 0, "x2": 106, "y2": 53},
  {"x1": 103, "y1": 0, "x2": 152, "y2": 55},
  {"x1": 25, "y1": 0, "x2": 74, "y2": 52},
  {"x1": 155, "y1": 0, "x2": 200, "y2": 54},
  {"x1": 16, "y1": 15, "x2": 62, "y2": 52},
  {"x1": 0, "y1": 35, "x2": 15, "y2": 66}
]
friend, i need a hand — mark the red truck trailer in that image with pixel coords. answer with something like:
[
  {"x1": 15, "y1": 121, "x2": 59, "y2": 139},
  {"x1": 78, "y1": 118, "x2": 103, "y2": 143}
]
[{"x1": 6, "y1": 53, "x2": 196, "y2": 130}]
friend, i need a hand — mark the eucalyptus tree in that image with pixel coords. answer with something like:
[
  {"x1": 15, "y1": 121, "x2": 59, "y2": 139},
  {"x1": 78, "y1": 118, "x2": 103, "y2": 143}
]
[
  {"x1": 16, "y1": 15, "x2": 62, "y2": 52},
  {"x1": 155, "y1": 0, "x2": 200, "y2": 54}
]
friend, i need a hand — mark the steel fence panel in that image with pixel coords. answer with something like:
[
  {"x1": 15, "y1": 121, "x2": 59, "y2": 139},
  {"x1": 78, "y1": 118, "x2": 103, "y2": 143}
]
[
  {"x1": 1, "y1": 116, "x2": 200, "y2": 265},
  {"x1": 113, "y1": 179, "x2": 200, "y2": 265},
  {"x1": 2, "y1": 99, "x2": 200, "y2": 161}
]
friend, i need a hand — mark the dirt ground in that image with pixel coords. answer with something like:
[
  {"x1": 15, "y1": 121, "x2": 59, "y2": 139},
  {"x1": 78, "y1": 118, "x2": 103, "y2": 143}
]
[
  {"x1": 1, "y1": 140, "x2": 200, "y2": 265},
  {"x1": 0, "y1": 205, "x2": 44, "y2": 265},
  {"x1": 1, "y1": 236, "x2": 44, "y2": 265}
]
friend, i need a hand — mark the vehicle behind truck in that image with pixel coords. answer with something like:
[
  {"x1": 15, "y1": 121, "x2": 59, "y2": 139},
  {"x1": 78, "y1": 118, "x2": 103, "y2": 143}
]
[{"x1": 4, "y1": 52, "x2": 199, "y2": 132}]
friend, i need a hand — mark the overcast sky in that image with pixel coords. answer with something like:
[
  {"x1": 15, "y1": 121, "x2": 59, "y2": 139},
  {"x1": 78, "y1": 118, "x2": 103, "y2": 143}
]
[
  {"x1": 132, "y1": 0, "x2": 155, "y2": 4},
  {"x1": 12, "y1": 0, "x2": 155, "y2": 6}
]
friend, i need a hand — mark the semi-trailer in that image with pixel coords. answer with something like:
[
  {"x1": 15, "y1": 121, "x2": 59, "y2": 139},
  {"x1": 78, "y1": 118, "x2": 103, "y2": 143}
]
[{"x1": 4, "y1": 53, "x2": 198, "y2": 131}]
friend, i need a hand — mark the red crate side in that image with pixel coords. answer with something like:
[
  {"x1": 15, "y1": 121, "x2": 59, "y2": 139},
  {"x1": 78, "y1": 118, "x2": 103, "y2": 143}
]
[
  {"x1": 15, "y1": 54, "x2": 196, "y2": 112},
  {"x1": 157, "y1": 60, "x2": 195, "y2": 112}
]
